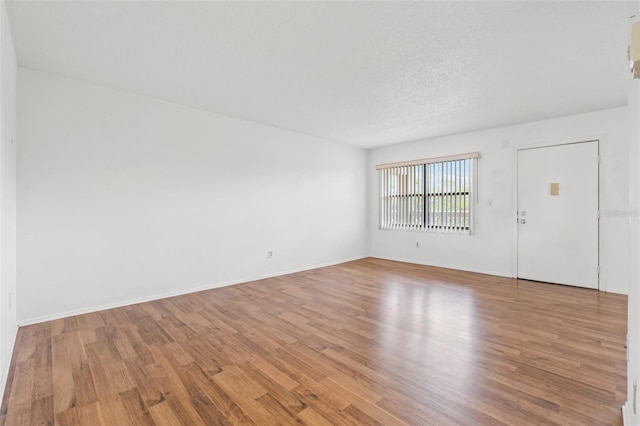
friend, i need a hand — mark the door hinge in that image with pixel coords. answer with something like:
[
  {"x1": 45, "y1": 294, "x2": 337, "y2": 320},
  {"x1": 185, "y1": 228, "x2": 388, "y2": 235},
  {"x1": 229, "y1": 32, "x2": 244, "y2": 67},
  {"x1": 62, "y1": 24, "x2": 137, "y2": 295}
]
[
  {"x1": 597, "y1": 155, "x2": 600, "y2": 164},
  {"x1": 597, "y1": 210, "x2": 600, "y2": 219},
  {"x1": 597, "y1": 265, "x2": 600, "y2": 275}
]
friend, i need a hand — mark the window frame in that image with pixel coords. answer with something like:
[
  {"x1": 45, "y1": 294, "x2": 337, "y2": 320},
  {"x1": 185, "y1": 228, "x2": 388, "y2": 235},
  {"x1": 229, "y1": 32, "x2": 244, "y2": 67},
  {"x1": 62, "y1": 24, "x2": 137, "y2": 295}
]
[{"x1": 377, "y1": 152, "x2": 479, "y2": 234}]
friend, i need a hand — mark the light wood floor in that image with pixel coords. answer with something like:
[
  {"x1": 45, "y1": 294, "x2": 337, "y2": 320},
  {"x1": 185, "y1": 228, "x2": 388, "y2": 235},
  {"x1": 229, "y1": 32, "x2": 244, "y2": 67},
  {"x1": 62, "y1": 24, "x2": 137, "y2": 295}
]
[{"x1": 0, "y1": 258, "x2": 627, "y2": 425}]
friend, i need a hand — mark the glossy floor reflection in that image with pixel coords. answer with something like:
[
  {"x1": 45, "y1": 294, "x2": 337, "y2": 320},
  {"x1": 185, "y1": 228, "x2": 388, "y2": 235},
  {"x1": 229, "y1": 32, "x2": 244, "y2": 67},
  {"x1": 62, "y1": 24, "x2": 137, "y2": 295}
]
[{"x1": 378, "y1": 279, "x2": 477, "y2": 387}]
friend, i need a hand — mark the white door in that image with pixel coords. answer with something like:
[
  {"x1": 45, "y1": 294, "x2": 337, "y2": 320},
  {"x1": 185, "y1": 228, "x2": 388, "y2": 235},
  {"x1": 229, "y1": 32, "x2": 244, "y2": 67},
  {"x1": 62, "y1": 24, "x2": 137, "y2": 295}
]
[{"x1": 517, "y1": 141, "x2": 599, "y2": 289}]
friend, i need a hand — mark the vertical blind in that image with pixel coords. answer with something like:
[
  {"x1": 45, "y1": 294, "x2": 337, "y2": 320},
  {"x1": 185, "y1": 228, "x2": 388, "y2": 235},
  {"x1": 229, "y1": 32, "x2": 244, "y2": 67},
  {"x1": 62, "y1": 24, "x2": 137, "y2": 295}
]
[
  {"x1": 379, "y1": 165, "x2": 425, "y2": 230},
  {"x1": 378, "y1": 153, "x2": 478, "y2": 233}
]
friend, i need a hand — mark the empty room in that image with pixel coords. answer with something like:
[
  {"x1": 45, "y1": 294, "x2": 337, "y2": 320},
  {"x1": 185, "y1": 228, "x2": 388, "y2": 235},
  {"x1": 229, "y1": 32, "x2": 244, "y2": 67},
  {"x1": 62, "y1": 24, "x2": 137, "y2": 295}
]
[{"x1": 0, "y1": 0, "x2": 639, "y2": 425}]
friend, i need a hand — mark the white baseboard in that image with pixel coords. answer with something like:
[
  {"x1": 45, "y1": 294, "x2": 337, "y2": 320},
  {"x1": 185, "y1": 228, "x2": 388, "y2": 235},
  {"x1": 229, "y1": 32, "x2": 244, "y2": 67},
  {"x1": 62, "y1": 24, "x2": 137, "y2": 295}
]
[
  {"x1": 18, "y1": 256, "x2": 367, "y2": 326},
  {"x1": 623, "y1": 402, "x2": 630, "y2": 426},
  {"x1": 605, "y1": 286, "x2": 628, "y2": 295},
  {"x1": 370, "y1": 255, "x2": 512, "y2": 278},
  {"x1": 372, "y1": 255, "x2": 630, "y2": 295}
]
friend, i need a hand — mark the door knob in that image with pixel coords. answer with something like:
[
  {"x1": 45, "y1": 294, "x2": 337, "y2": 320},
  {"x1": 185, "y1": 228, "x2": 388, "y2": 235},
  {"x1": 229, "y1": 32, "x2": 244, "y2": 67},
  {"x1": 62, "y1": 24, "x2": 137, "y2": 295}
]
[{"x1": 520, "y1": 219, "x2": 526, "y2": 224}]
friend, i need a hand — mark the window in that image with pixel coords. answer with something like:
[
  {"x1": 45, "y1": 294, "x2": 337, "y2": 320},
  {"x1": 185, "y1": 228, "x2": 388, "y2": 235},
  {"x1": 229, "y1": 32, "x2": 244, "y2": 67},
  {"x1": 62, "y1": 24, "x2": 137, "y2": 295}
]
[{"x1": 378, "y1": 153, "x2": 478, "y2": 233}]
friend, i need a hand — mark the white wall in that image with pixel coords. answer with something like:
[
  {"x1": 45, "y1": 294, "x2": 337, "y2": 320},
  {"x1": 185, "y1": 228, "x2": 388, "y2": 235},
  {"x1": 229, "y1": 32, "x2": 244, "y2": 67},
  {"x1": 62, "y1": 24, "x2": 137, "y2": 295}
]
[
  {"x1": 0, "y1": 0, "x2": 17, "y2": 399},
  {"x1": 368, "y1": 107, "x2": 630, "y2": 294},
  {"x1": 17, "y1": 68, "x2": 368, "y2": 324}
]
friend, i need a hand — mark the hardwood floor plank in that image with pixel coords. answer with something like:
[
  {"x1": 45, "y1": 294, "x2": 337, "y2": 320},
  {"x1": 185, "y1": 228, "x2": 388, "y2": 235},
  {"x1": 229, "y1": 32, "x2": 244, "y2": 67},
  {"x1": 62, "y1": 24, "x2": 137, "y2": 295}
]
[
  {"x1": 96, "y1": 397, "x2": 131, "y2": 426},
  {"x1": 234, "y1": 359, "x2": 307, "y2": 415},
  {"x1": 111, "y1": 327, "x2": 139, "y2": 361},
  {"x1": 28, "y1": 396, "x2": 54, "y2": 426},
  {"x1": 212, "y1": 365, "x2": 276, "y2": 424},
  {"x1": 291, "y1": 381, "x2": 358, "y2": 426},
  {"x1": 180, "y1": 362, "x2": 255, "y2": 425},
  {"x1": 213, "y1": 364, "x2": 267, "y2": 401},
  {"x1": 52, "y1": 333, "x2": 75, "y2": 415},
  {"x1": 319, "y1": 377, "x2": 406, "y2": 426},
  {"x1": 118, "y1": 388, "x2": 156, "y2": 426},
  {"x1": 76, "y1": 402, "x2": 106, "y2": 426},
  {"x1": 145, "y1": 345, "x2": 209, "y2": 425},
  {"x1": 55, "y1": 406, "x2": 79, "y2": 426},
  {"x1": 120, "y1": 326, "x2": 157, "y2": 366},
  {"x1": 177, "y1": 336, "x2": 224, "y2": 375},
  {"x1": 124, "y1": 358, "x2": 165, "y2": 408},
  {"x1": 272, "y1": 347, "x2": 326, "y2": 383},
  {"x1": 65, "y1": 332, "x2": 98, "y2": 409},
  {"x1": 84, "y1": 347, "x2": 126, "y2": 407},
  {"x1": 74, "y1": 315, "x2": 98, "y2": 345},
  {"x1": 3, "y1": 358, "x2": 35, "y2": 426},
  {"x1": 147, "y1": 401, "x2": 185, "y2": 426},
  {"x1": 0, "y1": 258, "x2": 627, "y2": 425},
  {"x1": 341, "y1": 404, "x2": 385, "y2": 426},
  {"x1": 156, "y1": 352, "x2": 226, "y2": 426},
  {"x1": 296, "y1": 406, "x2": 335, "y2": 426},
  {"x1": 254, "y1": 393, "x2": 301, "y2": 424},
  {"x1": 243, "y1": 354, "x2": 300, "y2": 391},
  {"x1": 157, "y1": 341, "x2": 194, "y2": 368}
]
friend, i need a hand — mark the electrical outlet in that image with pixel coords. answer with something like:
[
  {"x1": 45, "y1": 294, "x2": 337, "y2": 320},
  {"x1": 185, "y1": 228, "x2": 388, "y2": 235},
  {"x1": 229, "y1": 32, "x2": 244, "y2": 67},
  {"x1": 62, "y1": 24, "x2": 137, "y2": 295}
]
[{"x1": 267, "y1": 250, "x2": 273, "y2": 259}]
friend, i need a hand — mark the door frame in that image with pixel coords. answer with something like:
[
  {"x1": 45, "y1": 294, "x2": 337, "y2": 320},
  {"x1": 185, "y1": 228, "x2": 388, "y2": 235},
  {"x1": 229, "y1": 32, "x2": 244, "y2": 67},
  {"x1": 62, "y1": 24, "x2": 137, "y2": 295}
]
[{"x1": 511, "y1": 135, "x2": 602, "y2": 289}]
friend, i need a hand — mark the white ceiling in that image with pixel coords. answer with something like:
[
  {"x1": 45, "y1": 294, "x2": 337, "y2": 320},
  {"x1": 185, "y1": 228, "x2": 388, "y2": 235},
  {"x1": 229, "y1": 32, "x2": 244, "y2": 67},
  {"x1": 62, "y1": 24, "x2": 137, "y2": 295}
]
[{"x1": 5, "y1": 1, "x2": 631, "y2": 149}]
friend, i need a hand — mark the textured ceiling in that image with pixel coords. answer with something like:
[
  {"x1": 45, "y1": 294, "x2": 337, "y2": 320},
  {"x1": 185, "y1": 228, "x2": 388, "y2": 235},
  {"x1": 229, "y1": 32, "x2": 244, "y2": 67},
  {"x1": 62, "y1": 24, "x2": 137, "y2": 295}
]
[{"x1": 5, "y1": 1, "x2": 631, "y2": 148}]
